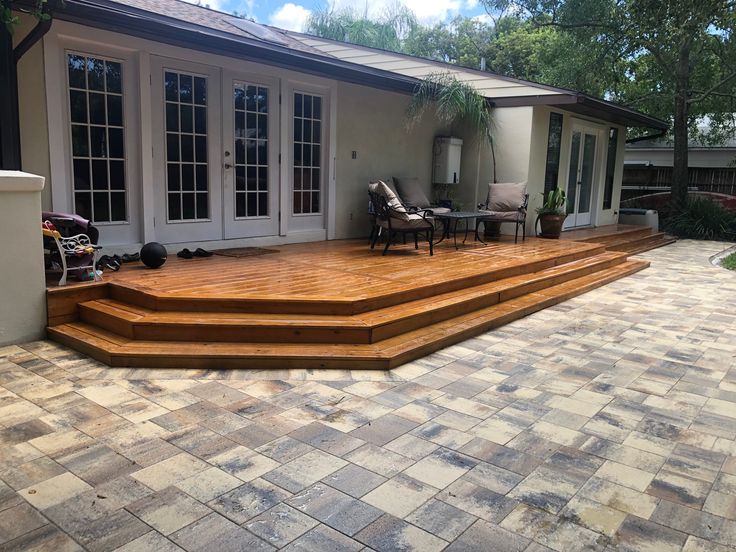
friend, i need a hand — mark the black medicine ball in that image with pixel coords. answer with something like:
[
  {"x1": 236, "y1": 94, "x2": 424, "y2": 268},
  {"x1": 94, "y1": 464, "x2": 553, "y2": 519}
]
[{"x1": 140, "y1": 242, "x2": 167, "y2": 269}]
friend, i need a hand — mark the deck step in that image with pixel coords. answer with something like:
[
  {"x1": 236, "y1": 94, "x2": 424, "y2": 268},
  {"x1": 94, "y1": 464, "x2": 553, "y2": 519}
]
[
  {"x1": 49, "y1": 260, "x2": 649, "y2": 370},
  {"x1": 77, "y1": 251, "x2": 629, "y2": 344},
  {"x1": 606, "y1": 232, "x2": 673, "y2": 253},
  {"x1": 570, "y1": 226, "x2": 653, "y2": 245}
]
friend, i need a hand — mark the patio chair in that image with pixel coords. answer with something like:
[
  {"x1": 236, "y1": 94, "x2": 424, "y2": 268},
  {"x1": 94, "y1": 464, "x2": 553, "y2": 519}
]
[
  {"x1": 368, "y1": 181, "x2": 435, "y2": 256},
  {"x1": 476, "y1": 182, "x2": 529, "y2": 243},
  {"x1": 42, "y1": 212, "x2": 102, "y2": 285}
]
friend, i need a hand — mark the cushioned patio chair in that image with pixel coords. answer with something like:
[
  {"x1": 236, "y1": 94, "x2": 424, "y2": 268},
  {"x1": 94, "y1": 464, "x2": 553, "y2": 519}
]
[
  {"x1": 476, "y1": 182, "x2": 529, "y2": 243},
  {"x1": 368, "y1": 181, "x2": 434, "y2": 256}
]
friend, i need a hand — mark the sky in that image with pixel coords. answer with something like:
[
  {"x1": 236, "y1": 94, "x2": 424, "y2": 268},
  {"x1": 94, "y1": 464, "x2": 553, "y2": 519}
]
[{"x1": 186, "y1": 0, "x2": 492, "y2": 32}]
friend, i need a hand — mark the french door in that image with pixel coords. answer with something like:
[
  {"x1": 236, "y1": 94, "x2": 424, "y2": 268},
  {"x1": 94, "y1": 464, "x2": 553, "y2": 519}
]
[
  {"x1": 152, "y1": 58, "x2": 223, "y2": 243},
  {"x1": 564, "y1": 126, "x2": 598, "y2": 228},
  {"x1": 222, "y1": 71, "x2": 280, "y2": 239}
]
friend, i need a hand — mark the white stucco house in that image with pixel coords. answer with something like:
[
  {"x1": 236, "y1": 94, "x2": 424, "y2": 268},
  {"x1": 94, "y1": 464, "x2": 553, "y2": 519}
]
[{"x1": 11, "y1": 0, "x2": 667, "y2": 251}]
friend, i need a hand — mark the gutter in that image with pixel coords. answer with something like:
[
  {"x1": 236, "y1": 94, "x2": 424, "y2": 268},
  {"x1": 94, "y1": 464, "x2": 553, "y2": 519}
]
[{"x1": 13, "y1": 17, "x2": 52, "y2": 62}]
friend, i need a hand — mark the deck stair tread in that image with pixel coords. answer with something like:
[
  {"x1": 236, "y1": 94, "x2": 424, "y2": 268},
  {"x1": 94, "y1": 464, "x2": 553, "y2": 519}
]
[
  {"x1": 49, "y1": 259, "x2": 649, "y2": 369},
  {"x1": 77, "y1": 251, "x2": 629, "y2": 343},
  {"x1": 569, "y1": 226, "x2": 654, "y2": 244}
]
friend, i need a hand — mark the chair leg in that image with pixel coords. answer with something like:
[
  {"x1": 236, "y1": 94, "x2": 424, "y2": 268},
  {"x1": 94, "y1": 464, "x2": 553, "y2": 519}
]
[
  {"x1": 414, "y1": 233, "x2": 419, "y2": 249},
  {"x1": 515, "y1": 223, "x2": 519, "y2": 244},
  {"x1": 369, "y1": 225, "x2": 374, "y2": 244},
  {"x1": 522, "y1": 221, "x2": 526, "y2": 241},
  {"x1": 382, "y1": 232, "x2": 392, "y2": 256},
  {"x1": 429, "y1": 228, "x2": 434, "y2": 256},
  {"x1": 370, "y1": 227, "x2": 379, "y2": 250}
]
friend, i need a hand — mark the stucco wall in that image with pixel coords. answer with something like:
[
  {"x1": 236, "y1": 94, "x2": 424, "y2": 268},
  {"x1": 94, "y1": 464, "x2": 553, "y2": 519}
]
[
  {"x1": 334, "y1": 82, "x2": 489, "y2": 239},
  {"x1": 13, "y1": 14, "x2": 52, "y2": 210}
]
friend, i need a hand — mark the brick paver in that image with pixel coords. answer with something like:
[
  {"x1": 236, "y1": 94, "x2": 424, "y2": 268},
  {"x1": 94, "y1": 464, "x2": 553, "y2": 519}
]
[{"x1": 1, "y1": 240, "x2": 735, "y2": 551}]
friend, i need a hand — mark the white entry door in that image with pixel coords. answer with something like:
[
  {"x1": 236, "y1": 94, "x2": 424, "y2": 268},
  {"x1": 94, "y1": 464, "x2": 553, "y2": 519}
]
[
  {"x1": 564, "y1": 127, "x2": 598, "y2": 228},
  {"x1": 222, "y1": 72, "x2": 280, "y2": 239},
  {"x1": 152, "y1": 57, "x2": 223, "y2": 243},
  {"x1": 286, "y1": 86, "x2": 328, "y2": 234}
]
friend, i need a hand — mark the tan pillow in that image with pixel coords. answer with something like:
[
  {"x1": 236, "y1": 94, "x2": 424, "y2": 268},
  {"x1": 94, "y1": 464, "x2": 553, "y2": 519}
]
[
  {"x1": 369, "y1": 180, "x2": 411, "y2": 221},
  {"x1": 487, "y1": 182, "x2": 527, "y2": 211},
  {"x1": 395, "y1": 177, "x2": 431, "y2": 208}
]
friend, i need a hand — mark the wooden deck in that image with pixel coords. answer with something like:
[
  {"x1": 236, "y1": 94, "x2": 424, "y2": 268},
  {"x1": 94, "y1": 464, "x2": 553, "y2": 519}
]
[{"x1": 47, "y1": 228, "x2": 668, "y2": 370}]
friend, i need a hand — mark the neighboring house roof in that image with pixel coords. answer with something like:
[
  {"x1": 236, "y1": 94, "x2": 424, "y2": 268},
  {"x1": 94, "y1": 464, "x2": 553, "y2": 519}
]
[
  {"x1": 55, "y1": 0, "x2": 666, "y2": 130},
  {"x1": 627, "y1": 118, "x2": 736, "y2": 149}
]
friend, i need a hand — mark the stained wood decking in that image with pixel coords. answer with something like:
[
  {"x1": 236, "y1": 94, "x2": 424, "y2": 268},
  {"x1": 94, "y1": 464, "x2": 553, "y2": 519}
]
[{"x1": 47, "y1": 231, "x2": 664, "y2": 369}]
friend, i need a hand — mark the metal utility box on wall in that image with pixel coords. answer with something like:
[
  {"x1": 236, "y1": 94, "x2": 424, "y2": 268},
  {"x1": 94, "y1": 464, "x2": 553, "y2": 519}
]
[{"x1": 432, "y1": 137, "x2": 463, "y2": 184}]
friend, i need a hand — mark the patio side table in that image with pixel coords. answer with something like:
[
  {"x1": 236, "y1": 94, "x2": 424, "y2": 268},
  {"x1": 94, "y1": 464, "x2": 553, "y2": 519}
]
[{"x1": 433, "y1": 211, "x2": 486, "y2": 249}]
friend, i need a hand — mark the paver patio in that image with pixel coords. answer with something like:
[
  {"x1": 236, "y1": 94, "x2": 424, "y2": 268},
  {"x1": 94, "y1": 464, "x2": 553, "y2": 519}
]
[{"x1": 1, "y1": 239, "x2": 735, "y2": 552}]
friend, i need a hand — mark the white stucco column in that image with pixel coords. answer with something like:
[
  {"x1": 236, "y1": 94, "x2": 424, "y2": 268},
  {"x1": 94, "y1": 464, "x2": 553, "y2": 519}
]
[{"x1": 0, "y1": 171, "x2": 46, "y2": 345}]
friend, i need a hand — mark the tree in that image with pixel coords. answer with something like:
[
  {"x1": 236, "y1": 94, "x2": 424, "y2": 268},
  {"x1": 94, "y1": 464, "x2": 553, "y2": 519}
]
[{"x1": 483, "y1": 0, "x2": 736, "y2": 211}]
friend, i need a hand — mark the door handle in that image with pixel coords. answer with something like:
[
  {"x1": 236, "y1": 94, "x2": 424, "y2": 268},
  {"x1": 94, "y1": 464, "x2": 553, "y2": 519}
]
[{"x1": 224, "y1": 163, "x2": 233, "y2": 170}]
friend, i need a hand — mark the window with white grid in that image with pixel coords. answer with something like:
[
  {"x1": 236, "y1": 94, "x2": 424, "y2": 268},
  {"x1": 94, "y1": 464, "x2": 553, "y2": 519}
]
[
  {"x1": 164, "y1": 70, "x2": 209, "y2": 221},
  {"x1": 67, "y1": 52, "x2": 126, "y2": 223},
  {"x1": 233, "y1": 82, "x2": 269, "y2": 218},
  {"x1": 293, "y1": 92, "x2": 322, "y2": 215}
]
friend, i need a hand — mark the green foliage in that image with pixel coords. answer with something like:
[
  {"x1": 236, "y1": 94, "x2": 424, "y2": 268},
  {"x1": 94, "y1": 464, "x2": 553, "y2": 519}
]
[
  {"x1": 663, "y1": 197, "x2": 736, "y2": 240},
  {"x1": 2, "y1": 0, "x2": 50, "y2": 34},
  {"x1": 536, "y1": 188, "x2": 567, "y2": 216},
  {"x1": 406, "y1": 72, "x2": 494, "y2": 142},
  {"x1": 721, "y1": 251, "x2": 736, "y2": 270}
]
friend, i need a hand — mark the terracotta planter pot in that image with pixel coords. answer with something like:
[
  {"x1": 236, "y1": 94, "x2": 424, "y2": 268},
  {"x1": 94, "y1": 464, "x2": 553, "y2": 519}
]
[{"x1": 538, "y1": 214, "x2": 567, "y2": 239}]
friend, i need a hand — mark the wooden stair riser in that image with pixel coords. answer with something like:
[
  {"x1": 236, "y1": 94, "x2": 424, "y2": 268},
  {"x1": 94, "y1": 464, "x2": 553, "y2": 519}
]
[
  {"x1": 625, "y1": 238, "x2": 677, "y2": 255},
  {"x1": 47, "y1": 283, "x2": 109, "y2": 326},
  {"x1": 575, "y1": 227, "x2": 653, "y2": 244},
  {"x1": 48, "y1": 260, "x2": 648, "y2": 371},
  {"x1": 78, "y1": 253, "x2": 627, "y2": 345},
  {"x1": 105, "y1": 245, "x2": 606, "y2": 316},
  {"x1": 607, "y1": 233, "x2": 670, "y2": 253}
]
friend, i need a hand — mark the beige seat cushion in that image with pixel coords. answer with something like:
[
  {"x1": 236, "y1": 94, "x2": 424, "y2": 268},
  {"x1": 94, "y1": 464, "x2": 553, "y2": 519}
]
[
  {"x1": 478, "y1": 210, "x2": 522, "y2": 221},
  {"x1": 395, "y1": 177, "x2": 431, "y2": 208},
  {"x1": 485, "y1": 182, "x2": 527, "y2": 212},
  {"x1": 377, "y1": 213, "x2": 433, "y2": 230},
  {"x1": 369, "y1": 180, "x2": 411, "y2": 221}
]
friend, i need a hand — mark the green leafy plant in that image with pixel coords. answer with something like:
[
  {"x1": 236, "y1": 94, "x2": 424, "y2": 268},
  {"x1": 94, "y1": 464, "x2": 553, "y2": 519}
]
[
  {"x1": 2, "y1": 0, "x2": 50, "y2": 34},
  {"x1": 536, "y1": 188, "x2": 567, "y2": 216},
  {"x1": 721, "y1": 251, "x2": 736, "y2": 270},
  {"x1": 663, "y1": 197, "x2": 736, "y2": 240}
]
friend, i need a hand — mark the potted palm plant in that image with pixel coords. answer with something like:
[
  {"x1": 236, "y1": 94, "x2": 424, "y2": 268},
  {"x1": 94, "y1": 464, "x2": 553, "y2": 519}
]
[{"x1": 536, "y1": 188, "x2": 567, "y2": 239}]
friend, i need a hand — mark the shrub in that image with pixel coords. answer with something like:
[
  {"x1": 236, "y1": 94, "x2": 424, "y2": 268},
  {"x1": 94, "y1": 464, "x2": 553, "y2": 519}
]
[
  {"x1": 722, "y1": 252, "x2": 736, "y2": 270},
  {"x1": 663, "y1": 197, "x2": 736, "y2": 240}
]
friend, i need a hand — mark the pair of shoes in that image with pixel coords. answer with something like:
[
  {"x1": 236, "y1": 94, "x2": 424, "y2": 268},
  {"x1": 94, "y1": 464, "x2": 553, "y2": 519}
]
[
  {"x1": 97, "y1": 254, "x2": 121, "y2": 272},
  {"x1": 121, "y1": 252, "x2": 140, "y2": 263},
  {"x1": 177, "y1": 248, "x2": 212, "y2": 259}
]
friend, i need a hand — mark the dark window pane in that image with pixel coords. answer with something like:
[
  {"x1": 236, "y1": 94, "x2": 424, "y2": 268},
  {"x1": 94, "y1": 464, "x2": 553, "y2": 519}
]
[
  {"x1": 168, "y1": 193, "x2": 181, "y2": 220},
  {"x1": 293, "y1": 190, "x2": 302, "y2": 213},
  {"x1": 235, "y1": 110, "x2": 245, "y2": 137},
  {"x1": 246, "y1": 85, "x2": 257, "y2": 112},
  {"x1": 312, "y1": 168, "x2": 320, "y2": 190},
  {"x1": 180, "y1": 105, "x2": 193, "y2": 133},
  {"x1": 181, "y1": 135, "x2": 194, "y2": 162},
  {"x1": 109, "y1": 161, "x2": 125, "y2": 190},
  {"x1": 179, "y1": 74, "x2": 193, "y2": 103},
  {"x1": 196, "y1": 192, "x2": 208, "y2": 218},
  {"x1": 258, "y1": 87, "x2": 268, "y2": 113},
  {"x1": 72, "y1": 125, "x2": 89, "y2": 157},
  {"x1": 236, "y1": 192, "x2": 246, "y2": 218},
  {"x1": 75, "y1": 192, "x2": 92, "y2": 220},
  {"x1": 235, "y1": 167, "x2": 246, "y2": 191},
  {"x1": 105, "y1": 61, "x2": 122, "y2": 93},
  {"x1": 294, "y1": 93, "x2": 302, "y2": 117},
  {"x1": 311, "y1": 192, "x2": 320, "y2": 213},
  {"x1": 92, "y1": 160, "x2": 108, "y2": 190},
  {"x1": 73, "y1": 159, "x2": 90, "y2": 190},
  {"x1": 181, "y1": 164, "x2": 194, "y2": 191},
  {"x1": 313, "y1": 96, "x2": 321, "y2": 119},
  {"x1": 69, "y1": 90, "x2": 87, "y2": 124},
  {"x1": 167, "y1": 164, "x2": 180, "y2": 191},
  {"x1": 110, "y1": 192, "x2": 126, "y2": 221},
  {"x1": 87, "y1": 58, "x2": 105, "y2": 91},
  {"x1": 196, "y1": 164, "x2": 208, "y2": 191},
  {"x1": 246, "y1": 139, "x2": 256, "y2": 166},
  {"x1": 313, "y1": 121, "x2": 321, "y2": 144},
  {"x1": 294, "y1": 143, "x2": 302, "y2": 166},
  {"x1": 234, "y1": 87, "x2": 245, "y2": 110},
  {"x1": 257, "y1": 141, "x2": 267, "y2": 165},
  {"x1": 165, "y1": 72, "x2": 178, "y2": 102},
  {"x1": 166, "y1": 133, "x2": 179, "y2": 162},
  {"x1": 194, "y1": 77, "x2": 206, "y2": 105},
  {"x1": 303, "y1": 144, "x2": 311, "y2": 166},
  {"x1": 294, "y1": 120, "x2": 302, "y2": 143},
  {"x1": 195, "y1": 107, "x2": 207, "y2": 134},
  {"x1": 88, "y1": 92, "x2": 106, "y2": 125},
  {"x1": 107, "y1": 95, "x2": 123, "y2": 126},
  {"x1": 166, "y1": 103, "x2": 179, "y2": 132},
  {"x1": 302, "y1": 192, "x2": 311, "y2": 213},
  {"x1": 195, "y1": 136, "x2": 207, "y2": 163},
  {"x1": 603, "y1": 128, "x2": 618, "y2": 210},
  {"x1": 68, "y1": 54, "x2": 86, "y2": 88},
  {"x1": 90, "y1": 126, "x2": 107, "y2": 157},
  {"x1": 93, "y1": 191, "x2": 110, "y2": 221},
  {"x1": 303, "y1": 120, "x2": 312, "y2": 143},
  {"x1": 108, "y1": 128, "x2": 124, "y2": 159},
  {"x1": 247, "y1": 193, "x2": 257, "y2": 217},
  {"x1": 258, "y1": 192, "x2": 267, "y2": 216},
  {"x1": 258, "y1": 167, "x2": 268, "y2": 191},
  {"x1": 246, "y1": 112, "x2": 256, "y2": 137},
  {"x1": 294, "y1": 168, "x2": 302, "y2": 191},
  {"x1": 182, "y1": 193, "x2": 195, "y2": 219},
  {"x1": 247, "y1": 166, "x2": 257, "y2": 191},
  {"x1": 312, "y1": 145, "x2": 320, "y2": 168},
  {"x1": 304, "y1": 96, "x2": 312, "y2": 118},
  {"x1": 257, "y1": 114, "x2": 267, "y2": 140},
  {"x1": 235, "y1": 138, "x2": 245, "y2": 165},
  {"x1": 543, "y1": 112, "x2": 564, "y2": 195}
]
